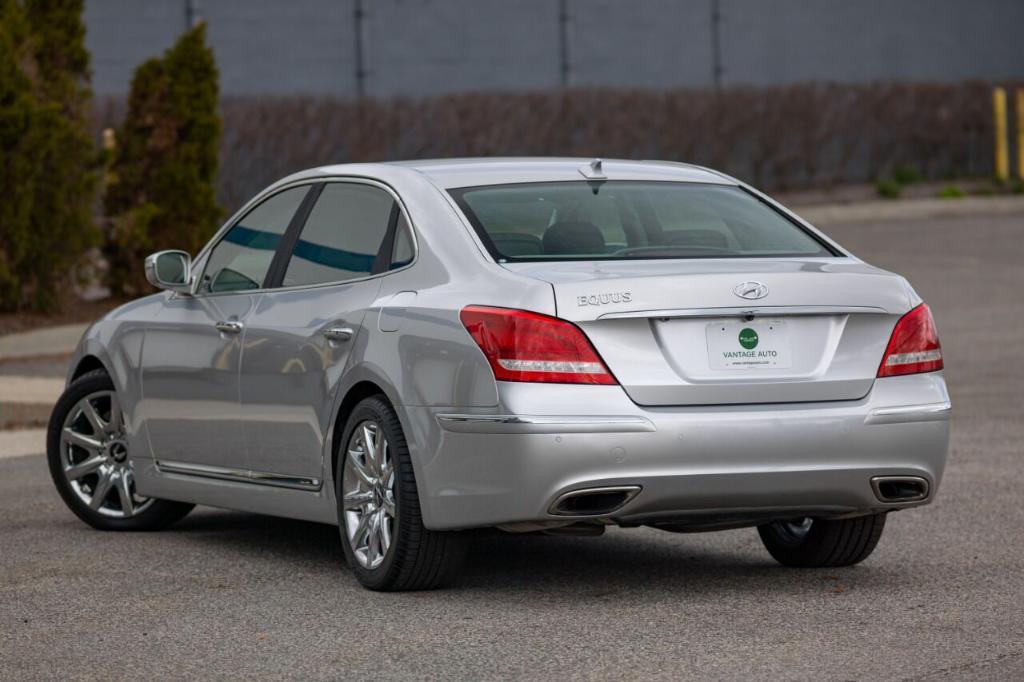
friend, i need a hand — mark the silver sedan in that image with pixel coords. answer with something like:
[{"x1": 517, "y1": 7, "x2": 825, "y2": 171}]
[{"x1": 48, "y1": 158, "x2": 950, "y2": 590}]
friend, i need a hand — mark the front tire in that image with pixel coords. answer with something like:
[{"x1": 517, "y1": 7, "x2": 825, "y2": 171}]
[
  {"x1": 47, "y1": 369, "x2": 194, "y2": 531},
  {"x1": 758, "y1": 514, "x2": 887, "y2": 568},
  {"x1": 336, "y1": 396, "x2": 466, "y2": 590}
]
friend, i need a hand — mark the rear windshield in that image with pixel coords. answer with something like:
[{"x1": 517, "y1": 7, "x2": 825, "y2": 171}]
[{"x1": 449, "y1": 181, "x2": 837, "y2": 262}]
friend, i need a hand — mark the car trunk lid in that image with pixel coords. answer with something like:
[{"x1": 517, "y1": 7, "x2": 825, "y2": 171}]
[{"x1": 502, "y1": 258, "x2": 913, "y2": 406}]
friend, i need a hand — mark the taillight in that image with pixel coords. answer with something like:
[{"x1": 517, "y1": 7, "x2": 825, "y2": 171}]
[
  {"x1": 459, "y1": 305, "x2": 617, "y2": 385},
  {"x1": 877, "y1": 303, "x2": 943, "y2": 377}
]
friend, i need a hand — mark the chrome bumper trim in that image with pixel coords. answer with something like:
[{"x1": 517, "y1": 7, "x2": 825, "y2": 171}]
[
  {"x1": 155, "y1": 460, "x2": 322, "y2": 491},
  {"x1": 435, "y1": 414, "x2": 657, "y2": 434},
  {"x1": 598, "y1": 305, "x2": 889, "y2": 320},
  {"x1": 864, "y1": 401, "x2": 952, "y2": 425}
]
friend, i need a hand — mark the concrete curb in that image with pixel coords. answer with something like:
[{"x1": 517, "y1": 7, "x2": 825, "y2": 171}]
[
  {"x1": 0, "y1": 402, "x2": 51, "y2": 430},
  {"x1": 0, "y1": 323, "x2": 89, "y2": 361},
  {"x1": 796, "y1": 195, "x2": 1024, "y2": 227},
  {"x1": 0, "y1": 428, "x2": 46, "y2": 459},
  {"x1": 0, "y1": 377, "x2": 62, "y2": 430},
  {"x1": 0, "y1": 376, "x2": 64, "y2": 403}
]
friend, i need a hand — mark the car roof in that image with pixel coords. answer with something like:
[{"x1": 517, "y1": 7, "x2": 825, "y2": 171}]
[{"x1": 309, "y1": 157, "x2": 737, "y2": 190}]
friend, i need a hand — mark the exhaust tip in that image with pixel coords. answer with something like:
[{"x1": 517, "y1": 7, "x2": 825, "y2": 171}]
[
  {"x1": 549, "y1": 485, "x2": 641, "y2": 516},
  {"x1": 871, "y1": 476, "x2": 929, "y2": 503}
]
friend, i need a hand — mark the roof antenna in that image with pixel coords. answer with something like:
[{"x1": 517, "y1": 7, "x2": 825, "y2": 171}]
[{"x1": 578, "y1": 157, "x2": 606, "y2": 180}]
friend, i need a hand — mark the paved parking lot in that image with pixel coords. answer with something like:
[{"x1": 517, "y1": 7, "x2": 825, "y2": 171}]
[{"x1": 2, "y1": 210, "x2": 1022, "y2": 679}]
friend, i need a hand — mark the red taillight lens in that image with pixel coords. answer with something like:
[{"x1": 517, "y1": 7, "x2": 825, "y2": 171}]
[
  {"x1": 877, "y1": 303, "x2": 943, "y2": 377},
  {"x1": 459, "y1": 305, "x2": 617, "y2": 385}
]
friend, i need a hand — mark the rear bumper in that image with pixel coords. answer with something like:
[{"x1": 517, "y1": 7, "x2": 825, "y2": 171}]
[{"x1": 401, "y1": 372, "x2": 950, "y2": 530}]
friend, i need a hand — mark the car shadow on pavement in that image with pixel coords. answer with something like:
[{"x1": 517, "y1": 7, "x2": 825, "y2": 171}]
[
  {"x1": 166, "y1": 510, "x2": 912, "y2": 597},
  {"x1": 456, "y1": 529, "x2": 908, "y2": 597},
  {"x1": 171, "y1": 509, "x2": 345, "y2": 565}
]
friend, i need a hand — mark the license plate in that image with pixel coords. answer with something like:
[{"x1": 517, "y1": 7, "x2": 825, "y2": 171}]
[{"x1": 705, "y1": 320, "x2": 792, "y2": 370}]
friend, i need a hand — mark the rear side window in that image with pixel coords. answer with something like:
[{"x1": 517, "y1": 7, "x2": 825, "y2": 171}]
[
  {"x1": 282, "y1": 183, "x2": 395, "y2": 287},
  {"x1": 450, "y1": 181, "x2": 836, "y2": 262},
  {"x1": 200, "y1": 185, "x2": 309, "y2": 293}
]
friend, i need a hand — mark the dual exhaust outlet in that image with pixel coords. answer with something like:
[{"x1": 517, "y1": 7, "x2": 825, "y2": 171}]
[
  {"x1": 871, "y1": 476, "x2": 930, "y2": 503},
  {"x1": 548, "y1": 476, "x2": 930, "y2": 518},
  {"x1": 549, "y1": 485, "x2": 641, "y2": 516}
]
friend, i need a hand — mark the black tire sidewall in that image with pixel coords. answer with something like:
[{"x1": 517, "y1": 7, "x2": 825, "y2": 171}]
[
  {"x1": 758, "y1": 514, "x2": 887, "y2": 568},
  {"x1": 758, "y1": 520, "x2": 832, "y2": 567}
]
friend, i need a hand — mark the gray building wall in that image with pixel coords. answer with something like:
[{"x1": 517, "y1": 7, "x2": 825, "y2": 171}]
[{"x1": 85, "y1": 0, "x2": 1024, "y2": 97}]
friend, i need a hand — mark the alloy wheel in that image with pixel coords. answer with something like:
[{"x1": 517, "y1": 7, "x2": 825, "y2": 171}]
[
  {"x1": 59, "y1": 390, "x2": 152, "y2": 518},
  {"x1": 342, "y1": 421, "x2": 396, "y2": 570}
]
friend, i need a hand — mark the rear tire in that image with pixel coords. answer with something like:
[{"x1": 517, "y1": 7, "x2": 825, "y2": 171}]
[
  {"x1": 336, "y1": 396, "x2": 466, "y2": 591},
  {"x1": 47, "y1": 369, "x2": 194, "y2": 531},
  {"x1": 758, "y1": 514, "x2": 887, "y2": 568}
]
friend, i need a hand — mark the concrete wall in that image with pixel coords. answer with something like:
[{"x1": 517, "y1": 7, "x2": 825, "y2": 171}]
[
  {"x1": 85, "y1": 0, "x2": 1024, "y2": 97},
  {"x1": 719, "y1": 0, "x2": 1024, "y2": 85}
]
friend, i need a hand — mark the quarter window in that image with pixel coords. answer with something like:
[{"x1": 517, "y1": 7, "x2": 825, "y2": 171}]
[
  {"x1": 391, "y1": 213, "x2": 414, "y2": 269},
  {"x1": 281, "y1": 183, "x2": 395, "y2": 287},
  {"x1": 200, "y1": 186, "x2": 309, "y2": 293}
]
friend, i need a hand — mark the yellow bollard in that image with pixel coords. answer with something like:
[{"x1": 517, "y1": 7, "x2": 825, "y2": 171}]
[
  {"x1": 1017, "y1": 89, "x2": 1024, "y2": 181},
  {"x1": 993, "y1": 87, "x2": 1009, "y2": 182}
]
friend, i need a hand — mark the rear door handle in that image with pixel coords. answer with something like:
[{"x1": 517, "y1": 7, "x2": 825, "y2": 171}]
[
  {"x1": 215, "y1": 320, "x2": 244, "y2": 334},
  {"x1": 323, "y1": 326, "x2": 354, "y2": 343}
]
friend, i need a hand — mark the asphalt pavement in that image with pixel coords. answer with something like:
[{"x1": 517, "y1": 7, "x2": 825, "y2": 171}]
[{"x1": 2, "y1": 210, "x2": 1023, "y2": 680}]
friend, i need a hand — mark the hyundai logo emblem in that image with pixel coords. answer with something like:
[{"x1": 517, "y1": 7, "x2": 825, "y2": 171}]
[{"x1": 733, "y1": 281, "x2": 769, "y2": 300}]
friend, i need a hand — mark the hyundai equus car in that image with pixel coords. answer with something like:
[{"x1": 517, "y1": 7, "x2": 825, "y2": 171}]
[{"x1": 48, "y1": 158, "x2": 950, "y2": 590}]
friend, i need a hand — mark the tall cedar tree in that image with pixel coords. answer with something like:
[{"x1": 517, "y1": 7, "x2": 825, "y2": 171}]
[
  {"x1": 105, "y1": 23, "x2": 221, "y2": 294},
  {"x1": 0, "y1": 0, "x2": 97, "y2": 311},
  {"x1": 0, "y1": 2, "x2": 34, "y2": 307}
]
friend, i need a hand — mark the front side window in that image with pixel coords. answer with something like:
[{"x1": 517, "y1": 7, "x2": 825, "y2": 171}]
[
  {"x1": 450, "y1": 181, "x2": 836, "y2": 262},
  {"x1": 200, "y1": 186, "x2": 309, "y2": 293},
  {"x1": 281, "y1": 183, "x2": 395, "y2": 288}
]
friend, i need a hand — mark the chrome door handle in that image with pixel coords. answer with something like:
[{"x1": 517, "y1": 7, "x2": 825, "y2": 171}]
[
  {"x1": 215, "y1": 320, "x2": 244, "y2": 334},
  {"x1": 322, "y1": 326, "x2": 354, "y2": 342}
]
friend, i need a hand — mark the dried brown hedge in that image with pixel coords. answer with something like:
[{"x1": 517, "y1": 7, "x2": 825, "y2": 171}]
[{"x1": 95, "y1": 81, "x2": 1017, "y2": 213}]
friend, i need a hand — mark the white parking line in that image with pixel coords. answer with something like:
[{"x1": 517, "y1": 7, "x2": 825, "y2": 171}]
[{"x1": 0, "y1": 428, "x2": 46, "y2": 459}]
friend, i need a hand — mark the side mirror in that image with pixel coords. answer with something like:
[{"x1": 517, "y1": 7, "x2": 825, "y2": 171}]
[{"x1": 144, "y1": 250, "x2": 193, "y2": 294}]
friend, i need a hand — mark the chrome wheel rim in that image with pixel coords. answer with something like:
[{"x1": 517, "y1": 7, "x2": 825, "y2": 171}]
[
  {"x1": 341, "y1": 421, "x2": 395, "y2": 570},
  {"x1": 60, "y1": 390, "x2": 153, "y2": 518}
]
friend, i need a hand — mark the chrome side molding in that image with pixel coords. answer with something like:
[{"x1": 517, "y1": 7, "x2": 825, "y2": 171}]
[
  {"x1": 155, "y1": 460, "x2": 321, "y2": 491},
  {"x1": 436, "y1": 414, "x2": 656, "y2": 434},
  {"x1": 864, "y1": 401, "x2": 951, "y2": 425}
]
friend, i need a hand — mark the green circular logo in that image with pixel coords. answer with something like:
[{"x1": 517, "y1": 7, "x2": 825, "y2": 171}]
[{"x1": 738, "y1": 328, "x2": 759, "y2": 350}]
